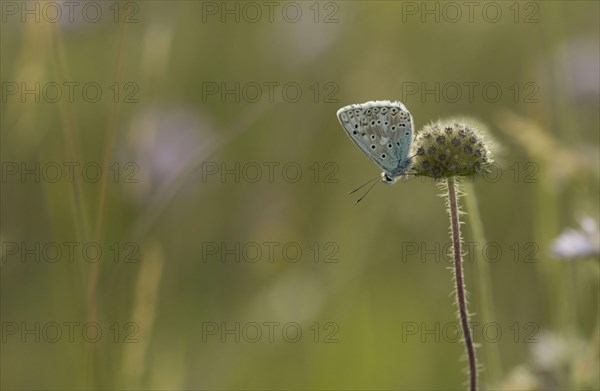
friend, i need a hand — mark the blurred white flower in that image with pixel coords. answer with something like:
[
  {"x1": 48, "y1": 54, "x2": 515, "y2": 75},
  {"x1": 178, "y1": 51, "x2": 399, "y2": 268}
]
[
  {"x1": 501, "y1": 366, "x2": 539, "y2": 391},
  {"x1": 503, "y1": 330, "x2": 599, "y2": 390},
  {"x1": 551, "y1": 217, "x2": 600, "y2": 260},
  {"x1": 530, "y1": 331, "x2": 569, "y2": 370}
]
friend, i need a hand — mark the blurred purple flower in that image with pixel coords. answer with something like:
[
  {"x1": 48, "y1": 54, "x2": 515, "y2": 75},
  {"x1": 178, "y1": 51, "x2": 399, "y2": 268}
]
[
  {"x1": 558, "y1": 37, "x2": 600, "y2": 102},
  {"x1": 123, "y1": 106, "x2": 214, "y2": 201},
  {"x1": 536, "y1": 35, "x2": 599, "y2": 108}
]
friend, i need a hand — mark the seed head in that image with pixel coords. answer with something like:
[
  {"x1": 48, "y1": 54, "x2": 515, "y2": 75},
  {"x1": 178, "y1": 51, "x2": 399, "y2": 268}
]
[{"x1": 412, "y1": 121, "x2": 493, "y2": 179}]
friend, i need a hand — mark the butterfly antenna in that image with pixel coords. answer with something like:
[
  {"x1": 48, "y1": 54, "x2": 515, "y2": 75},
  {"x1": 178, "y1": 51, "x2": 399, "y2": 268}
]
[
  {"x1": 348, "y1": 174, "x2": 380, "y2": 195},
  {"x1": 354, "y1": 180, "x2": 379, "y2": 204}
]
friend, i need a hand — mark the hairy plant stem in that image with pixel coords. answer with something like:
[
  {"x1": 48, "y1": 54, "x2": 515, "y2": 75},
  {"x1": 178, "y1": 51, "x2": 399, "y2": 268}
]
[
  {"x1": 464, "y1": 182, "x2": 502, "y2": 386},
  {"x1": 446, "y1": 178, "x2": 477, "y2": 391}
]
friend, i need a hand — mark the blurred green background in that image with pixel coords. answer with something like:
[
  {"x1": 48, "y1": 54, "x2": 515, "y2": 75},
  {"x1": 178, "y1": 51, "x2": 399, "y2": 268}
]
[{"x1": 1, "y1": 1, "x2": 599, "y2": 390}]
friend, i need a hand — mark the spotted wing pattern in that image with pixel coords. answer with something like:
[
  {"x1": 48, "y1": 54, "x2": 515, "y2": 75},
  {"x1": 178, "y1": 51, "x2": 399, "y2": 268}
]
[{"x1": 337, "y1": 100, "x2": 413, "y2": 176}]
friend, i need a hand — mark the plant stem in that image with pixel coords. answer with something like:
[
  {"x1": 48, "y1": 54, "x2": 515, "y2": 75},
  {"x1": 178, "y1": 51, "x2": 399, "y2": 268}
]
[
  {"x1": 464, "y1": 182, "x2": 502, "y2": 386},
  {"x1": 447, "y1": 178, "x2": 477, "y2": 391}
]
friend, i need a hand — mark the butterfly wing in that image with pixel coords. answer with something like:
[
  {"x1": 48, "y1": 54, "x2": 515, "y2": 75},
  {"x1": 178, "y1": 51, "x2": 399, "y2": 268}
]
[{"x1": 337, "y1": 100, "x2": 413, "y2": 176}]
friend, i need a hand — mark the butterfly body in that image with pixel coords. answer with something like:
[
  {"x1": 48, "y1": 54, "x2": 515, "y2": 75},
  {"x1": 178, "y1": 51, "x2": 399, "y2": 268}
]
[{"x1": 336, "y1": 100, "x2": 414, "y2": 184}]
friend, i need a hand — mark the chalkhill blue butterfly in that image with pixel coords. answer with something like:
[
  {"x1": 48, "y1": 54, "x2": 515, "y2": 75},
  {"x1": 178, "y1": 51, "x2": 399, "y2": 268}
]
[{"x1": 336, "y1": 100, "x2": 415, "y2": 202}]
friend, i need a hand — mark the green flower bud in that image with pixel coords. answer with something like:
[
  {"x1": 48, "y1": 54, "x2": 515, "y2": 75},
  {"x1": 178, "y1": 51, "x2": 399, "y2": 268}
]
[{"x1": 412, "y1": 121, "x2": 493, "y2": 179}]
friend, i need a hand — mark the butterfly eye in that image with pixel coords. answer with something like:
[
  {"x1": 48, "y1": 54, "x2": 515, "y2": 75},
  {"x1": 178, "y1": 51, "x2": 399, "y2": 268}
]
[
  {"x1": 371, "y1": 145, "x2": 376, "y2": 149},
  {"x1": 371, "y1": 135, "x2": 376, "y2": 140},
  {"x1": 388, "y1": 144, "x2": 392, "y2": 148},
  {"x1": 381, "y1": 154, "x2": 386, "y2": 159}
]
